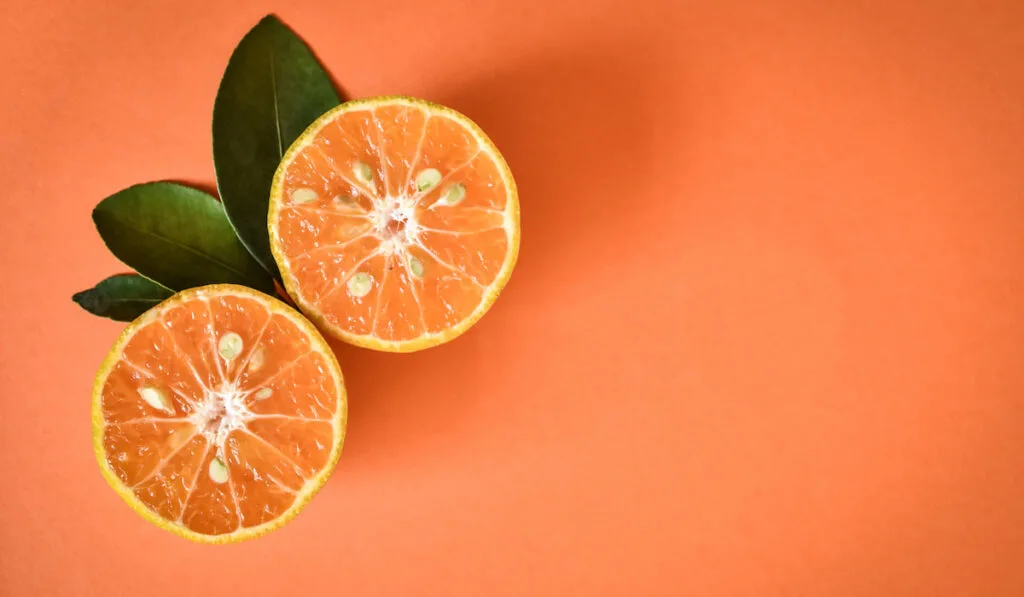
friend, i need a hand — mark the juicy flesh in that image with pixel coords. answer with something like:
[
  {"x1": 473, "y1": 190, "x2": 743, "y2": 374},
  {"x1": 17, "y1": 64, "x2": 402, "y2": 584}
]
[
  {"x1": 100, "y1": 293, "x2": 339, "y2": 536},
  {"x1": 274, "y1": 103, "x2": 513, "y2": 341}
]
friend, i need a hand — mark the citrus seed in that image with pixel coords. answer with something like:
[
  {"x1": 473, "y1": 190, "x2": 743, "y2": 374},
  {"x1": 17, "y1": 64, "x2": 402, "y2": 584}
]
[
  {"x1": 409, "y1": 256, "x2": 425, "y2": 278},
  {"x1": 353, "y1": 161, "x2": 374, "y2": 184},
  {"x1": 139, "y1": 387, "x2": 173, "y2": 414},
  {"x1": 290, "y1": 188, "x2": 318, "y2": 204},
  {"x1": 347, "y1": 272, "x2": 373, "y2": 298},
  {"x1": 246, "y1": 348, "x2": 264, "y2": 372},
  {"x1": 442, "y1": 183, "x2": 466, "y2": 205},
  {"x1": 415, "y1": 168, "x2": 442, "y2": 192},
  {"x1": 218, "y1": 333, "x2": 243, "y2": 361},
  {"x1": 208, "y1": 457, "x2": 229, "y2": 484}
]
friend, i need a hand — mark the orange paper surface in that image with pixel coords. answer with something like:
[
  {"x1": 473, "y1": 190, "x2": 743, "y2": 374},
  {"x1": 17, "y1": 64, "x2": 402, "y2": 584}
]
[{"x1": 1, "y1": 1, "x2": 1023, "y2": 595}]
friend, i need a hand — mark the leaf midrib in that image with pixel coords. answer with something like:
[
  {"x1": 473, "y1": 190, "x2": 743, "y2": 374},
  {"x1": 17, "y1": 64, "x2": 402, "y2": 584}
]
[
  {"x1": 97, "y1": 297, "x2": 167, "y2": 305},
  {"x1": 269, "y1": 48, "x2": 284, "y2": 159},
  {"x1": 100, "y1": 212, "x2": 254, "y2": 280}
]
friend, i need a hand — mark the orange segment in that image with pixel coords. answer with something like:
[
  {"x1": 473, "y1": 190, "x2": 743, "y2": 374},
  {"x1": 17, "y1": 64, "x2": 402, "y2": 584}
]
[
  {"x1": 244, "y1": 352, "x2": 339, "y2": 419},
  {"x1": 410, "y1": 114, "x2": 481, "y2": 185},
  {"x1": 161, "y1": 300, "x2": 222, "y2": 390},
  {"x1": 224, "y1": 429, "x2": 306, "y2": 528},
  {"x1": 118, "y1": 321, "x2": 203, "y2": 414},
  {"x1": 276, "y1": 208, "x2": 373, "y2": 256},
  {"x1": 405, "y1": 244, "x2": 486, "y2": 334},
  {"x1": 317, "y1": 109, "x2": 385, "y2": 198},
  {"x1": 235, "y1": 314, "x2": 312, "y2": 390},
  {"x1": 92, "y1": 285, "x2": 346, "y2": 543},
  {"x1": 269, "y1": 96, "x2": 520, "y2": 352},
  {"x1": 245, "y1": 418, "x2": 334, "y2": 477},
  {"x1": 418, "y1": 229, "x2": 509, "y2": 286},
  {"x1": 101, "y1": 361, "x2": 187, "y2": 424},
  {"x1": 373, "y1": 255, "x2": 424, "y2": 341},
  {"x1": 207, "y1": 293, "x2": 272, "y2": 381},
  {"x1": 103, "y1": 420, "x2": 197, "y2": 486},
  {"x1": 418, "y1": 206, "x2": 506, "y2": 235},
  {"x1": 134, "y1": 434, "x2": 209, "y2": 521},
  {"x1": 288, "y1": 236, "x2": 382, "y2": 304},
  {"x1": 314, "y1": 252, "x2": 389, "y2": 336},
  {"x1": 371, "y1": 104, "x2": 428, "y2": 197},
  {"x1": 181, "y1": 444, "x2": 240, "y2": 535}
]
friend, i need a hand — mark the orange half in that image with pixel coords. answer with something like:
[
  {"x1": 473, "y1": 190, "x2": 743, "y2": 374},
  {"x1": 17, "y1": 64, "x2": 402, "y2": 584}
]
[
  {"x1": 268, "y1": 96, "x2": 520, "y2": 352},
  {"x1": 91, "y1": 284, "x2": 346, "y2": 543}
]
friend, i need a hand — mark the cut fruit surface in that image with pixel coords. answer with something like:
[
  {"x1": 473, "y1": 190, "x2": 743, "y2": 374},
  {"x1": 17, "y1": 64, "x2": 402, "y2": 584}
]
[
  {"x1": 92, "y1": 284, "x2": 346, "y2": 543},
  {"x1": 268, "y1": 96, "x2": 520, "y2": 352}
]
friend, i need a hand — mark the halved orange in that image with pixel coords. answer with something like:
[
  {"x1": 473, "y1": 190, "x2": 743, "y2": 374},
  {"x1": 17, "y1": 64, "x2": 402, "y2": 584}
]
[
  {"x1": 268, "y1": 96, "x2": 520, "y2": 352},
  {"x1": 92, "y1": 284, "x2": 346, "y2": 543}
]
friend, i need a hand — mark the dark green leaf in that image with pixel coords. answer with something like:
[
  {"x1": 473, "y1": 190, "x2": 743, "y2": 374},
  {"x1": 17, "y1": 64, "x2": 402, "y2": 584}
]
[
  {"x1": 213, "y1": 14, "x2": 342, "y2": 280},
  {"x1": 72, "y1": 274, "x2": 174, "y2": 322},
  {"x1": 92, "y1": 182, "x2": 276, "y2": 293}
]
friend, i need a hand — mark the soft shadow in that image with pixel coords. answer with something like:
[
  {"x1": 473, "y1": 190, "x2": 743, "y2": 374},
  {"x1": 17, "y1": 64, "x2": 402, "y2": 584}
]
[
  {"x1": 324, "y1": 334, "x2": 488, "y2": 475},
  {"x1": 169, "y1": 178, "x2": 219, "y2": 199},
  {"x1": 435, "y1": 39, "x2": 676, "y2": 290},
  {"x1": 329, "y1": 37, "x2": 679, "y2": 474},
  {"x1": 272, "y1": 13, "x2": 352, "y2": 101}
]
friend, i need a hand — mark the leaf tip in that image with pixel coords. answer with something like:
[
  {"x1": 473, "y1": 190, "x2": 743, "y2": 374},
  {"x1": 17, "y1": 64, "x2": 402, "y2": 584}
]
[
  {"x1": 257, "y1": 13, "x2": 285, "y2": 29},
  {"x1": 72, "y1": 287, "x2": 99, "y2": 314}
]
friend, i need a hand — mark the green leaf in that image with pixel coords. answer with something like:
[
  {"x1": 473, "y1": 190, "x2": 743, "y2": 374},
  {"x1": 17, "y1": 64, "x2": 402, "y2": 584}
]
[
  {"x1": 213, "y1": 14, "x2": 342, "y2": 280},
  {"x1": 72, "y1": 274, "x2": 174, "y2": 322},
  {"x1": 92, "y1": 182, "x2": 276, "y2": 293}
]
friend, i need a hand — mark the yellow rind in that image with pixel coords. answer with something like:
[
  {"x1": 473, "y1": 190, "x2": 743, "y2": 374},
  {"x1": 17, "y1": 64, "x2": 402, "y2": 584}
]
[
  {"x1": 91, "y1": 284, "x2": 347, "y2": 544},
  {"x1": 268, "y1": 96, "x2": 521, "y2": 353}
]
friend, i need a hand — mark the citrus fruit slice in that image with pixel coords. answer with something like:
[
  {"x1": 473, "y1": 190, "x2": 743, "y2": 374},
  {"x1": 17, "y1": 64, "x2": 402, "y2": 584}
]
[
  {"x1": 92, "y1": 284, "x2": 346, "y2": 543},
  {"x1": 268, "y1": 96, "x2": 520, "y2": 352}
]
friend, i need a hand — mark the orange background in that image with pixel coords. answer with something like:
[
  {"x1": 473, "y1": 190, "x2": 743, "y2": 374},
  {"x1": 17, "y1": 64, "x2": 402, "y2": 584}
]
[{"x1": 2, "y1": 0, "x2": 1023, "y2": 595}]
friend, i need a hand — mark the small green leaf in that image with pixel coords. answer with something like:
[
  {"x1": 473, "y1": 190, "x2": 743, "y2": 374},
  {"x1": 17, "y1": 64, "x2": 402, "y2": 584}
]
[
  {"x1": 213, "y1": 14, "x2": 342, "y2": 280},
  {"x1": 72, "y1": 274, "x2": 173, "y2": 322},
  {"x1": 92, "y1": 182, "x2": 275, "y2": 293}
]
